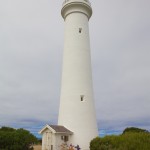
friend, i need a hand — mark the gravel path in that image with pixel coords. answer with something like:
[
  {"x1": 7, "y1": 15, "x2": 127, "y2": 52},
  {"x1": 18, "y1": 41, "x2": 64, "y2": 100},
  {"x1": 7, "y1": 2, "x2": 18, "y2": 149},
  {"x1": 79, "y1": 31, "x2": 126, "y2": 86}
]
[{"x1": 33, "y1": 145, "x2": 42, "y2": 150}]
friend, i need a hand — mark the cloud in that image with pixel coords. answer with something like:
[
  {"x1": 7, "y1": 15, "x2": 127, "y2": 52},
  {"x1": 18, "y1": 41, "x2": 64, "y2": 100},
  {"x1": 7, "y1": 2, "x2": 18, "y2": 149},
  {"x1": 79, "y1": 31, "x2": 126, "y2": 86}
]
[
  {"x1": 91, "y1": 0, "x2": 150, "y2": 131},
  {"x1": 0, "y1": 0, "x2": 150, "y2": 136}
]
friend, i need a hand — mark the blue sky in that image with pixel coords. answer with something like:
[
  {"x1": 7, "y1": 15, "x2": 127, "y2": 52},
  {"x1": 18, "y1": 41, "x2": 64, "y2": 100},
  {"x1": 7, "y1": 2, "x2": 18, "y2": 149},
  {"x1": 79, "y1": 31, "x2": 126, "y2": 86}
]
[{"x1": 0, "y1": 0, "x2": 150, "y2": 138}]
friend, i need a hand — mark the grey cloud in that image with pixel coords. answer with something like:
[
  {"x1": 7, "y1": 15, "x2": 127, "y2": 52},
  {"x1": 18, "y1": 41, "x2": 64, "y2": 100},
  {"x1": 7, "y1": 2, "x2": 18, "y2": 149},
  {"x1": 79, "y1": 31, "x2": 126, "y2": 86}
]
[
  {"x1": 91, "y1": 0, "x2": 150, "y2": 131},
  {"x1": 0, "y1": 0, "x2": 150, "y2": 133}
]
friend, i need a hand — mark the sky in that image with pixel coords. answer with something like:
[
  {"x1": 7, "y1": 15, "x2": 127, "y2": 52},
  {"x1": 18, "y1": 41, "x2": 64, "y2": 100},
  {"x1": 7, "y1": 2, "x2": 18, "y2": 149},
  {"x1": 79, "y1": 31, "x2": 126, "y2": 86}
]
[{"x1": 0, "y1": 0, "x2": 150, "y2": 137}]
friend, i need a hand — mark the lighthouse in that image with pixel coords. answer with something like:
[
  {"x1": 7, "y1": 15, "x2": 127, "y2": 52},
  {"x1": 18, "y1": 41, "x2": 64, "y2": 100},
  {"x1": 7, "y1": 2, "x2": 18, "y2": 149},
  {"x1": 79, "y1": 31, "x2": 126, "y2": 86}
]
[
  {"x1": 58, "y1": 0, "x2": 98, "y2": 149},
  {"x1": 39, "y1": 1, "x2": 98, "y2": 150}
]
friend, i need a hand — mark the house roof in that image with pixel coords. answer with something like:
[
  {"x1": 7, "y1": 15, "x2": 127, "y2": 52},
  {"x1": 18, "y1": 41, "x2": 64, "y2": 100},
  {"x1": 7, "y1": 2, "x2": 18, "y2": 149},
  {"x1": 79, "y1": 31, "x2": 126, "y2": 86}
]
[
  {"x1": 39, "y1": 124, "x2": 73, "y2": 135},
  {"x1": 49, "y1": 125, "x2": 73, "y2": 134}
]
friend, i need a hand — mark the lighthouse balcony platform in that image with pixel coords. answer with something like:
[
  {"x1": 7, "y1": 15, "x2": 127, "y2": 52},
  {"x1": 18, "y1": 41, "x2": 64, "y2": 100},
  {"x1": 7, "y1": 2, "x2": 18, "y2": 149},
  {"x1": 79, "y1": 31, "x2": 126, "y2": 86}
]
[{"x1": 62, "y1": 0, "x2": 91, "y2": 6}]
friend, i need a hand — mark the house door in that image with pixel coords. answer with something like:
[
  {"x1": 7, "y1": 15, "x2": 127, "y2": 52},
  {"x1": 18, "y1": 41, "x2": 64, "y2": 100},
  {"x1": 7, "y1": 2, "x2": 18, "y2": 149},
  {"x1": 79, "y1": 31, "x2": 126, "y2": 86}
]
[{"x1": 46, "y1": 132, "x2": 53, "y2": 150}]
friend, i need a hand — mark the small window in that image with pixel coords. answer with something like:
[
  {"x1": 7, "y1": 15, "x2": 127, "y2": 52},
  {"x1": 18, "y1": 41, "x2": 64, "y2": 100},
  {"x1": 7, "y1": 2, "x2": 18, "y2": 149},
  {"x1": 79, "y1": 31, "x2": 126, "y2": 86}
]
[
  {"x1": 64, "y1": 136, "x2": 69, "y2": 142},
  {"x1": 81, "y1": 95, "x2": 84, "y2": 101},
  {"x1": 61, "y1": 136, "x2": 64, "y2": 140},
  {"x1": 79, "y1": 28, "x2": 82, "y2": 33},
  {"x1": 51, "y1": 145, "x2": 53, "y2": 150},
  {"x1": 61, "y1": 135, "x2": 69, "y2": 142}
]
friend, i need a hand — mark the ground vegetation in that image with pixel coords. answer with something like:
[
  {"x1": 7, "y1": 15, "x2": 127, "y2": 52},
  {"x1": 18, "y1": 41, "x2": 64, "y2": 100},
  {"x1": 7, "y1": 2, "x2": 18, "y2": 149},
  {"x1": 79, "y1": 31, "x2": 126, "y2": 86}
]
[
  {"x1": 90, "y1": 127, "x2": 150, "y2": 150},
  {"x1": 0, "y1": 126, "x2": 38, "y2": 150}
]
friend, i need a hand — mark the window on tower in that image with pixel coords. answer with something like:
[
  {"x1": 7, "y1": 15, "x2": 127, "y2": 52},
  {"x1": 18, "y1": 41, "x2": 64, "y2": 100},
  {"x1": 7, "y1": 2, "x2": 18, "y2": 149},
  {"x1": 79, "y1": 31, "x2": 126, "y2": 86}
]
[
  {"x1": 81, "y1": 95, "x2": 84, "y2": 101},
  {"x1": 79, "y1": 28, "x2": 82, "y2": 33}
]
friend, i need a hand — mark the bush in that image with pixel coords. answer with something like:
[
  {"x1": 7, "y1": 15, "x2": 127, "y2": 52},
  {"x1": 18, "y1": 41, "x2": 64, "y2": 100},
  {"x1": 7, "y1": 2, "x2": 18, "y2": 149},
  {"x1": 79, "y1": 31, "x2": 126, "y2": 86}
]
[
  {"x1": 0, "y1": 127, "x2": 38, "y2": 150},
  {"x1": 90, "y1": 127, "x2": 150, "y2": 150},
  {"x1": 122, "y1": 127, "x2": 149, "y2": 134}
]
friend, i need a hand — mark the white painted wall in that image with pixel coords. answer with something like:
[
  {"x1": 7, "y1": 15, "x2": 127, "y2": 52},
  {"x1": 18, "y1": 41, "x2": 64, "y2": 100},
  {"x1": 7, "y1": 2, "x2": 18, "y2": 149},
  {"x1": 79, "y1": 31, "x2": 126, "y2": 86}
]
[{"x1": 58, "y1": 0, "x2": 98, "y2": 150}]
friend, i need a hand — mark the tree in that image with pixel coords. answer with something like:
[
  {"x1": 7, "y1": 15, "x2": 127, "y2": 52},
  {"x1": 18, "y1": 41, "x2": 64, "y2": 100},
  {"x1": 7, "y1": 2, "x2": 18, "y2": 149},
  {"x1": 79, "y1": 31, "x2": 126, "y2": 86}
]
[
  {"x1": 122, "y1": 127, "x2": 149, "y2": 134},
  {"x1": 0, "y1": 126, "x2": 38, "y2": 150}
]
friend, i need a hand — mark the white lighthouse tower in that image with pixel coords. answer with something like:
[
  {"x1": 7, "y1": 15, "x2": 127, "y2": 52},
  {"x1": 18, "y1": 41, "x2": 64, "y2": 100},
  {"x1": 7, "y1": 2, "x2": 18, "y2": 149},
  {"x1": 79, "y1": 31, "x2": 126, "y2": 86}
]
[
  {"x1": 39, "y1": 1, "x2": 98, "y2": 150},
  {"x1": 58, "y1": 0, "x2": 98, "y2": 149}
]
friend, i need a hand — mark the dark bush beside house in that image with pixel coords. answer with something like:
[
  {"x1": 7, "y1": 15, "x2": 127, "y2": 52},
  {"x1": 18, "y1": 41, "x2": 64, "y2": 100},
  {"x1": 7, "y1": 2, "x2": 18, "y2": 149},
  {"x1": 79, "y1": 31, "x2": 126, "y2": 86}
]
[
  {"x1": 0, "y1": 126, "x2": 38, "y2": 150},
  {"x1": 90, "y1": 127, "x2": 150, "y2": 150}
]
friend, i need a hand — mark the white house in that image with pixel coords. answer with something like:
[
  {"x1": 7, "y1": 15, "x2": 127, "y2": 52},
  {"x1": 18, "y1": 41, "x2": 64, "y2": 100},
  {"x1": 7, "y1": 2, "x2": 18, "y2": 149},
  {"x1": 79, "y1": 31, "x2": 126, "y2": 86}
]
[{"x1": 39, "y1": 125, "x2": 73, "y2": 150}]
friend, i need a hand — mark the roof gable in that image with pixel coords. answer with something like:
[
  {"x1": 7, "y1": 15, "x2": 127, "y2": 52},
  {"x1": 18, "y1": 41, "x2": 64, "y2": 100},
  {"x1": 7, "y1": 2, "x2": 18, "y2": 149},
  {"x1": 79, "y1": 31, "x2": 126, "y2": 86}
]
[
  {"x1": 49, "y1": 125, "x2": 73, "y2": 134},
  {"x1": 39, "y1": 124, "x2": 73, "y2": 135}
]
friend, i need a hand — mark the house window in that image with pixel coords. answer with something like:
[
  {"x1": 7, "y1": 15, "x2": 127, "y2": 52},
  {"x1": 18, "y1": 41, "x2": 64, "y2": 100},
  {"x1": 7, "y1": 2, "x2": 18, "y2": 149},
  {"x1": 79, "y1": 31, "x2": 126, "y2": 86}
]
[
  {"x1": 51, "y1": 145, "x2": 53, "y2": 150},
  {"x1": 61, "y1": 136, "x2": 69, "y2": 142},
  {"x1": 61, "y1": 136, "x2": 64, "y2": 140},
  {"x1": 64, "y1": 136, "x2": 69, "y2": 142}
]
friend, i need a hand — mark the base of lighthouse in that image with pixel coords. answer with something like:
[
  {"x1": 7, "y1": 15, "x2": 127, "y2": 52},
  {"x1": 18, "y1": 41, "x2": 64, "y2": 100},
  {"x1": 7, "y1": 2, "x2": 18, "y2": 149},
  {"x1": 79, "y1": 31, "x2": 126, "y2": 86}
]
[{"x1": 39, "y1": 124, "x2": 97, "y2": 150}]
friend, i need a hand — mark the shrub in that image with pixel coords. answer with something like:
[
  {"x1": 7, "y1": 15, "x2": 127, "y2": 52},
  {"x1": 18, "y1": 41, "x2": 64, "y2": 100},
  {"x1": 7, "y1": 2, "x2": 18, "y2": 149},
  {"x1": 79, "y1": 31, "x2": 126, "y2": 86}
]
[
  {"x1": 90, "y1": 127, "x2": 150, "y2": 150},
  {"x1": 0, "y1": 127, "x2": 38, "y2": 150}
]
